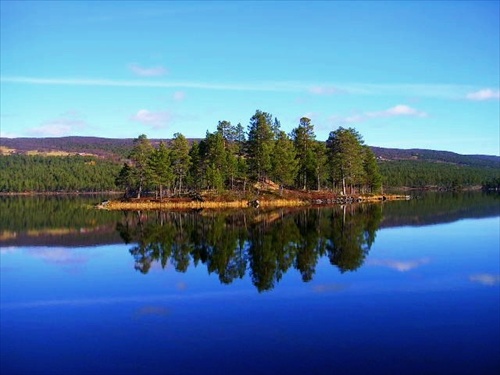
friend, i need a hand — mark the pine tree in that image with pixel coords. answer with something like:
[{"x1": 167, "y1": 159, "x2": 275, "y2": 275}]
[
  {"x1": 271, "y1": 131, "x2": 298, "y2": 193},
  {"x1": 129, "y1": 134, "x2": 153, "y2": 198},
  {"x1": 326, "y1": 127, "x2": 365, "y2": 195},
  {"x1": 362, "y1": 146, "x2": 382, "y2": 193},
  {"x1": 149, "y1": 142, "x2": 173, "y2": 199},
  {"x1": 247, "y1": 110, "x2": 275, "y2": 181},
  {"x1": 291, "y1": 117, "x2": 317, "y2": 190},
  {"x1": 204, "y1": 131, "x2": 228, "y2": 190},
  {"x1": 170, "y1": 133, "x2": 191, "y2": 196}
]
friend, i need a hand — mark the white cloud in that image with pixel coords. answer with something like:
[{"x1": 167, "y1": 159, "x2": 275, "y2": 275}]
[
  {"x1": 130, "y1": 109, "x2": 172, "y2": 129},
  {"x1": 368, "y1": 258, "x2": 430, "y2": 272},
  {"x1": 128, "y1": 63, "x2": 167, "y2": 77},
  {"x1": 0, "y1": 130, "x2": 20, "y2": 138},
  {"x1": 30, "y1": 118, "x2": 87, "y2": 136},
  {"x1": 469, "y1": 273, "x2": 500, "y2": 286},
  {"x1": 370, "y1": 104, "x2": 428, "y2": 118},
  {"x1": 466, "y1": 89, "x2": 500, "y2": 101},
  {"x1": 0, "y1": 246, "x2": 18, "y2": 254},
  {"x1": 331, "y1": 104, "x2": 428, "y2": 125},
  {"x1": 27, "y1": 248, "x2": 88, "y2": 265},
  {"x1": 308, "y1": 85, "x2": 338, "y2": 95},
  {"x1": 172, "y1": 91, "x2": 186, "y2": 101}
]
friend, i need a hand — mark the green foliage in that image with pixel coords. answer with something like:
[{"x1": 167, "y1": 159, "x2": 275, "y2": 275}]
[
  {"x1": 0, "y1": 154, "x2": 120, "y2": 192},
  {"x1": 170, "y1": 133, "x2": 191, "y2": 195},
  {"x1": 291, "y1": 117, "x2": 317, "y2": 190},
  {"x1": 326, "y1": 127, "x2": 366, "y2": 194},
  {"x1": 379, "y1": 160, "x2": 499, "y2": 189},
  {"x1": 3, "y1": 110, "x2": 495, "y2": 194},
  {"x1": 247, "y1": 110, "x2": 275, "y2": 180},
  {"x1": 271, "y1": 131, "x2": 298, "y2": 189},
  {"x1": 128, "y1": 134, "x2": 154, "y2": 198},
  {"x1": 482, "y1": 176, "x2": 500, "y2": 191},
  {"x1": 313, "y1": 141, "x2": 329, "y2": 190},
  {"x1": 149, "y1": 142, "x2": 174, "y2": 198},
  {"x1": 362, "y1": 146, "x2": 382, "y2": 193}
]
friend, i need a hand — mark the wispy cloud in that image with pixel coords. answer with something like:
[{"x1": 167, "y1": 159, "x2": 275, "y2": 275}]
[
  {"x1": 0, "y1": 246, "x2": 18, "y2": 255},
  {"x1": 128, "y1": 63, "x2": 168, "y2": 77},
  {"x1": 0, "y1": 130, "x2": 20, "y2": 138},
  {"x1": 466, "y1": 88, "x2": 500, "y2": 101},
  {"x1": 172, "y1": 91, "x2": 186, "y2": 101},
  {"x1": 2, "y1": 76, "x2": 494, "y2": 100},
  {"x1": 130, "y1": 109, "x2": 172, "y2": 129},
  {"x1": 30, "y1": 114, "x2": 87, "y2": 137},
  {"x1": 0, "y1": 76, "x2": 304, "y2": 92},
  {"x1": 370, "y1": 104, "x2": 428, "y2": 118},
  {"x1": 331, "y1": 104, "x2": 428, "y2": 125},
  {"x1": 367, "y1": 258, "x2": 430, "y2": 272},
  {"x1": 26, "y1": 248, "x2": 88, "y2": 266},
  {"x1": 308, "y1": 85, "x2": 339, "y2": 95},
  {"x1": 469, "y1": 273, "x2": 500, "y2": 286}
]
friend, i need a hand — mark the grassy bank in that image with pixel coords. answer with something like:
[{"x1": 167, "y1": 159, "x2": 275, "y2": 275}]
[{"x1": 97, "y1": 193, "x2": 410, "y2": 211}]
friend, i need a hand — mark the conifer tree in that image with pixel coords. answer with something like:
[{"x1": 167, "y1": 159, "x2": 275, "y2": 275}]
[
  {"x1": 291, "y1": 117, "x2": 317, "y2": 190},
  {"x1": 271, "y1": 131, "x2": 298, "y2": 193},
  {"x1": 149, "y1": 142, "x2": 173, "y2": 199},
  {"x1": 247, "y1": 110, "x2": 275, "y2": 181},
  {"x1": 129, "y1": 134, "x2": 153, "y2": 198},
  {"x1": 170, "y1": 133, "x2": 191, "y2": 195},
  {"x1": 362, "y1": 145, "x2": 382, "y2": 193},
  {"x1": 326, "y1": 127, "x2": 365, "y2": 195}
]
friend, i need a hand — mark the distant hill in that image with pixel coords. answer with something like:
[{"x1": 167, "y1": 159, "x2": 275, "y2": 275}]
[
  {"x1": 1, "y1": 136, "x2": 498, "y2": 168},
  {"x1": 371, "y1": 146, "x2": 499, "y2": 169}
]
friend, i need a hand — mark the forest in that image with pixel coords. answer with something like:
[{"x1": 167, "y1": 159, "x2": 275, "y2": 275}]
[
  {"x1": 0, "y1": 110, "x2": 498, "y2": 193},
  {"x1": 0, "y1": 154, "x2": 121, "y2": 192},
  {"x1": 116, "y1": 111, "x2": 382, "y2": 198}
]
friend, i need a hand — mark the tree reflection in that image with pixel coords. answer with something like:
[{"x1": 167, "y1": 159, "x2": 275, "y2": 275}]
[{"x1": 118, "y1": 205, "x2": 383, "y2": 291}]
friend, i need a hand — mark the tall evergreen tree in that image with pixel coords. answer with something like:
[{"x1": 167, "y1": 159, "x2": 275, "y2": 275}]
[
  {"x1": 326, "y1": 127, "x2": 365, "y2": 195},
  {"x1": 149, "y1": 142, "x2": 173, "y2": 199},
  {"x1": 204, "y1": 131, "x2": 228, "y2": 190},
  {"x1": 362, "y1": 146, "x2": 382, "y2": 193},
  {"x1": 271, "y1": 131, "x2": 299, "y2": 193},
  {"x1": 187, "y1": 142, "x2": 204, "y2": 190},
  {"x1": 129, "y1": 134, "x2": 154, "y2": 198},
  {"x1": 247, "y1": 110, "x2": 275, "y2": 181},
  {"x1": 170, "y1": 133, "x2": 191, "y2": 195},
  {"x1": 313, "y1": 141, "x2": 328, "y2": 191},
  {"x1": 291, "y1": 117, "x2": 317, "y2": 190}
]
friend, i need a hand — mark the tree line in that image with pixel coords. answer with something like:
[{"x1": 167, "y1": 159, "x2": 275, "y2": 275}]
[
  {"x1": 378, "y1": 160, "x2": 499, "y2": 190},
  {"x1": 116, "y1": 110, "x2": 382, "y2": 198},
  {"x1": 0, "y1": 154, "x2": 121, "y2": 192}
]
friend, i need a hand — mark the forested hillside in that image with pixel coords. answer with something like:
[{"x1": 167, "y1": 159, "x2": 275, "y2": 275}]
[
  {"x1": 1, "y1": 116, "x2": 498, "y2": 193},
  {"x1": 0, "y1": 154, "x2": 121, "y2": 192}
]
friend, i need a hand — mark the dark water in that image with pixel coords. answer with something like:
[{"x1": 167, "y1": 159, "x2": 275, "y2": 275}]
[{"x1": 1, "y1": 193, "x2": 499, "y2": 375}]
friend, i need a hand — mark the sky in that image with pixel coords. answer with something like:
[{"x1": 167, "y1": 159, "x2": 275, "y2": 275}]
[{"x1": 1, "y1": 1, "x2": 499, "y2": 155}]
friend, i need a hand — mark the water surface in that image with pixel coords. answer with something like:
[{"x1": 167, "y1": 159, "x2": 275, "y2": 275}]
[{"x1": 1, "y1": 193, "x2": 499, "y2": 374}]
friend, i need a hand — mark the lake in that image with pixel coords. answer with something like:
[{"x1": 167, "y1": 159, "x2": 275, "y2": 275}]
[{"x1": 1, "y1": 193, "x2": 499, "y2": 375}]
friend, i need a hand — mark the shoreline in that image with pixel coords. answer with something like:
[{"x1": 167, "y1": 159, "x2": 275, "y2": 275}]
[{"x1": 97, "y1": 194, "x2": 411, "y2": 211}]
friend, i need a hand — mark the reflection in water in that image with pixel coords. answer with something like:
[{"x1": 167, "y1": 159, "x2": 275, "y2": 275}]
[{"x1": 118, "y1": 205, "x2": 383, "y2": 292}]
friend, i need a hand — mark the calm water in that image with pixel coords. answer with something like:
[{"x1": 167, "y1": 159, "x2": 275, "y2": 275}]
[{"x1": 1, "y1": 193, "x2": 499, "y2": 375}]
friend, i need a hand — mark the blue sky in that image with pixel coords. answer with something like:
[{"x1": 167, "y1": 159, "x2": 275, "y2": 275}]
[{"x1": 1, "y1": 1, "x2": 499, "y2": 155}]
